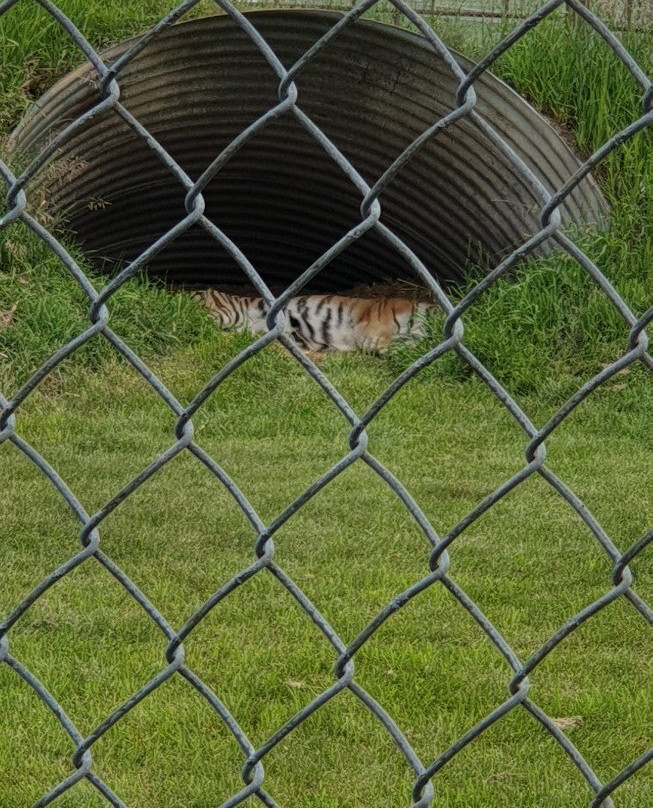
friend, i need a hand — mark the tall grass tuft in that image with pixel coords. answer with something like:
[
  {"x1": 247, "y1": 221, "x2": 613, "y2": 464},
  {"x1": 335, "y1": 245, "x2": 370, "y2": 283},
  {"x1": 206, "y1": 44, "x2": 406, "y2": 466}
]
[
  {"x1": 494, "y1": 11, "x2": 652, "y2": 211},
  {"x1": 386, "y1": 10, "x2": 652, "y2": 398},
  {"x1": 0, "y1": 227, "x2": 218, "y2": 389},
  {"x1": 385, "y1": 239, "x2": 649, "y2": 400}
]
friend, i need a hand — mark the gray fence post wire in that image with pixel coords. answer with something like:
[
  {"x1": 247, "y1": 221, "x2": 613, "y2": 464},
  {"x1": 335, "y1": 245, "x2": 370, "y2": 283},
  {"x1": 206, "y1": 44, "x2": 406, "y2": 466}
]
[{"x1": 0, "y1": 1, "x2": 651, "y2": 807}]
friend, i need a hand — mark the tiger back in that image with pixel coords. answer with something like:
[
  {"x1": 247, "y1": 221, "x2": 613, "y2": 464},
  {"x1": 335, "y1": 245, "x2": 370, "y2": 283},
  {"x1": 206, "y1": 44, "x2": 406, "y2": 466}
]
[
  {"x1": 285, "y1": 295, "x2": 433, "y2": 351},
  {"x1": 194, "y1": 290, "x2": 434, "y2": 352},
  {"x1": 193, "y1": 290, "x2": 268, "y2": 334}
]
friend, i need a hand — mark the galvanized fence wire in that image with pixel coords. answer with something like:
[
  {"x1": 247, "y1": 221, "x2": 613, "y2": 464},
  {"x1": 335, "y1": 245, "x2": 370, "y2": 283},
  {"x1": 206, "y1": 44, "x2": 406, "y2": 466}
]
[
  {"x1": 284, "y1": 0, "x2": 653, "y2": 30},
  {"x1": 253, "y1": 0, "x2": 651, "y2": 31},
  {"x1": 0, "y1": 0, "x2": 651, "y2": 805}
]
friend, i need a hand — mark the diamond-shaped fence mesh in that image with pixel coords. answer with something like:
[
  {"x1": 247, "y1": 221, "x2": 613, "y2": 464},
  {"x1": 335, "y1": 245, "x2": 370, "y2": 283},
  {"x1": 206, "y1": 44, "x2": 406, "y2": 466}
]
[
  {"x1": 0, "y1": 0, "x2": 651, "y2": 806},
  {"x1": 249, "y1": 0, "x2": 650, "y2": 30}
]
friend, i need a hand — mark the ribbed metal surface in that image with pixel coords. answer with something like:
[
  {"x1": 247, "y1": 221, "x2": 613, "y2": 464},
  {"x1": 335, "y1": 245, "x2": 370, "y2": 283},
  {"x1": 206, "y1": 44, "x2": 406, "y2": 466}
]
[{"x1": 9, "y1": 10, "x2": 608, "y2": 291}]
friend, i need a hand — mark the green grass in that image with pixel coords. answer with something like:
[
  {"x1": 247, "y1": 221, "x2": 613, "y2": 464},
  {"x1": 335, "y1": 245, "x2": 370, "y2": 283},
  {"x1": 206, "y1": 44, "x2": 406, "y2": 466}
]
[
  {"x1": 0, "y1": 346, "x2": 651, "y2": 807},
  {"x1": 0, "y1": 2, "x2": 652, "y2": 807},
  {"x1": 2, "y1": 2, "x2": 651, "y2": 394},
  {"x1": 0, "y1": 227, "x2": 218, "y2": 388}
]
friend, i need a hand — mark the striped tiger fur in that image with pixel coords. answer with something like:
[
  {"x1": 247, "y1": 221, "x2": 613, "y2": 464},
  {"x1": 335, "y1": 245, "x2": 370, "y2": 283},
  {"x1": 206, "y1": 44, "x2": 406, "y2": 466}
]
[{"x1": 194, "y1": 289, "x2": 434, "y2": 352}]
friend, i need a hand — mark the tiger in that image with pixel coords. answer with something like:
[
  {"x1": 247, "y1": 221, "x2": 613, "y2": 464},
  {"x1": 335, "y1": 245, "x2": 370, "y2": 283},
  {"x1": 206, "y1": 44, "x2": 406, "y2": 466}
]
[{"x1": 193, "y1": 289, "x2": 434, "y2": 352}]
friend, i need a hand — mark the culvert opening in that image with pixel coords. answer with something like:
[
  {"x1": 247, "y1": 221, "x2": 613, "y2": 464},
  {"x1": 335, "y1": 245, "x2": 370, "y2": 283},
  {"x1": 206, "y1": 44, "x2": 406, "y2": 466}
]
[{"x1": 9, "y1": 11, "x2": 607, "y2": 295}]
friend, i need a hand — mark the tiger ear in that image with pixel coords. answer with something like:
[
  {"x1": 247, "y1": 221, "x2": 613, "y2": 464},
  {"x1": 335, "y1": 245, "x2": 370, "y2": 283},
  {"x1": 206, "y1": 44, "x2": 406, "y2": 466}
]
[{"x1": 191, "y1": 291, "x2": 205, "y2": 304}]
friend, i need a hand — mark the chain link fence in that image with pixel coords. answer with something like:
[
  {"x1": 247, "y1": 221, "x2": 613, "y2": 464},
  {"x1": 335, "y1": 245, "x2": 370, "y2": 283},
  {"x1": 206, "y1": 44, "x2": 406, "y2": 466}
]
[
  {"x1": 0, "y1": 0, "x2": 651, "y2": 806},
  {"x1": 242, "y1": 0, "x2": 651, "y2": 29}
]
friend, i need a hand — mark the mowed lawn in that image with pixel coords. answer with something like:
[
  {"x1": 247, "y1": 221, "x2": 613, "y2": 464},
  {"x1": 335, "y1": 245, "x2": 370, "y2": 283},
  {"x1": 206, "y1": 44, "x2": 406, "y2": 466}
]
[
  {"x1": 1, "y1": 0, "x2": 652, "y2": 805},
  {"x1": 0, "y1": 333, "x2": 651, "y2": 808}
]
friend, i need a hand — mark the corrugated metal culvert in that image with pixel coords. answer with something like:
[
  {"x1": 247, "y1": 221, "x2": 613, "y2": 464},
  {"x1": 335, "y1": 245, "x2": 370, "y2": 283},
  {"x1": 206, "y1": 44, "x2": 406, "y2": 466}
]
[{"x1": 9, "y1": 10, "x2": 608, "y2": 292}]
